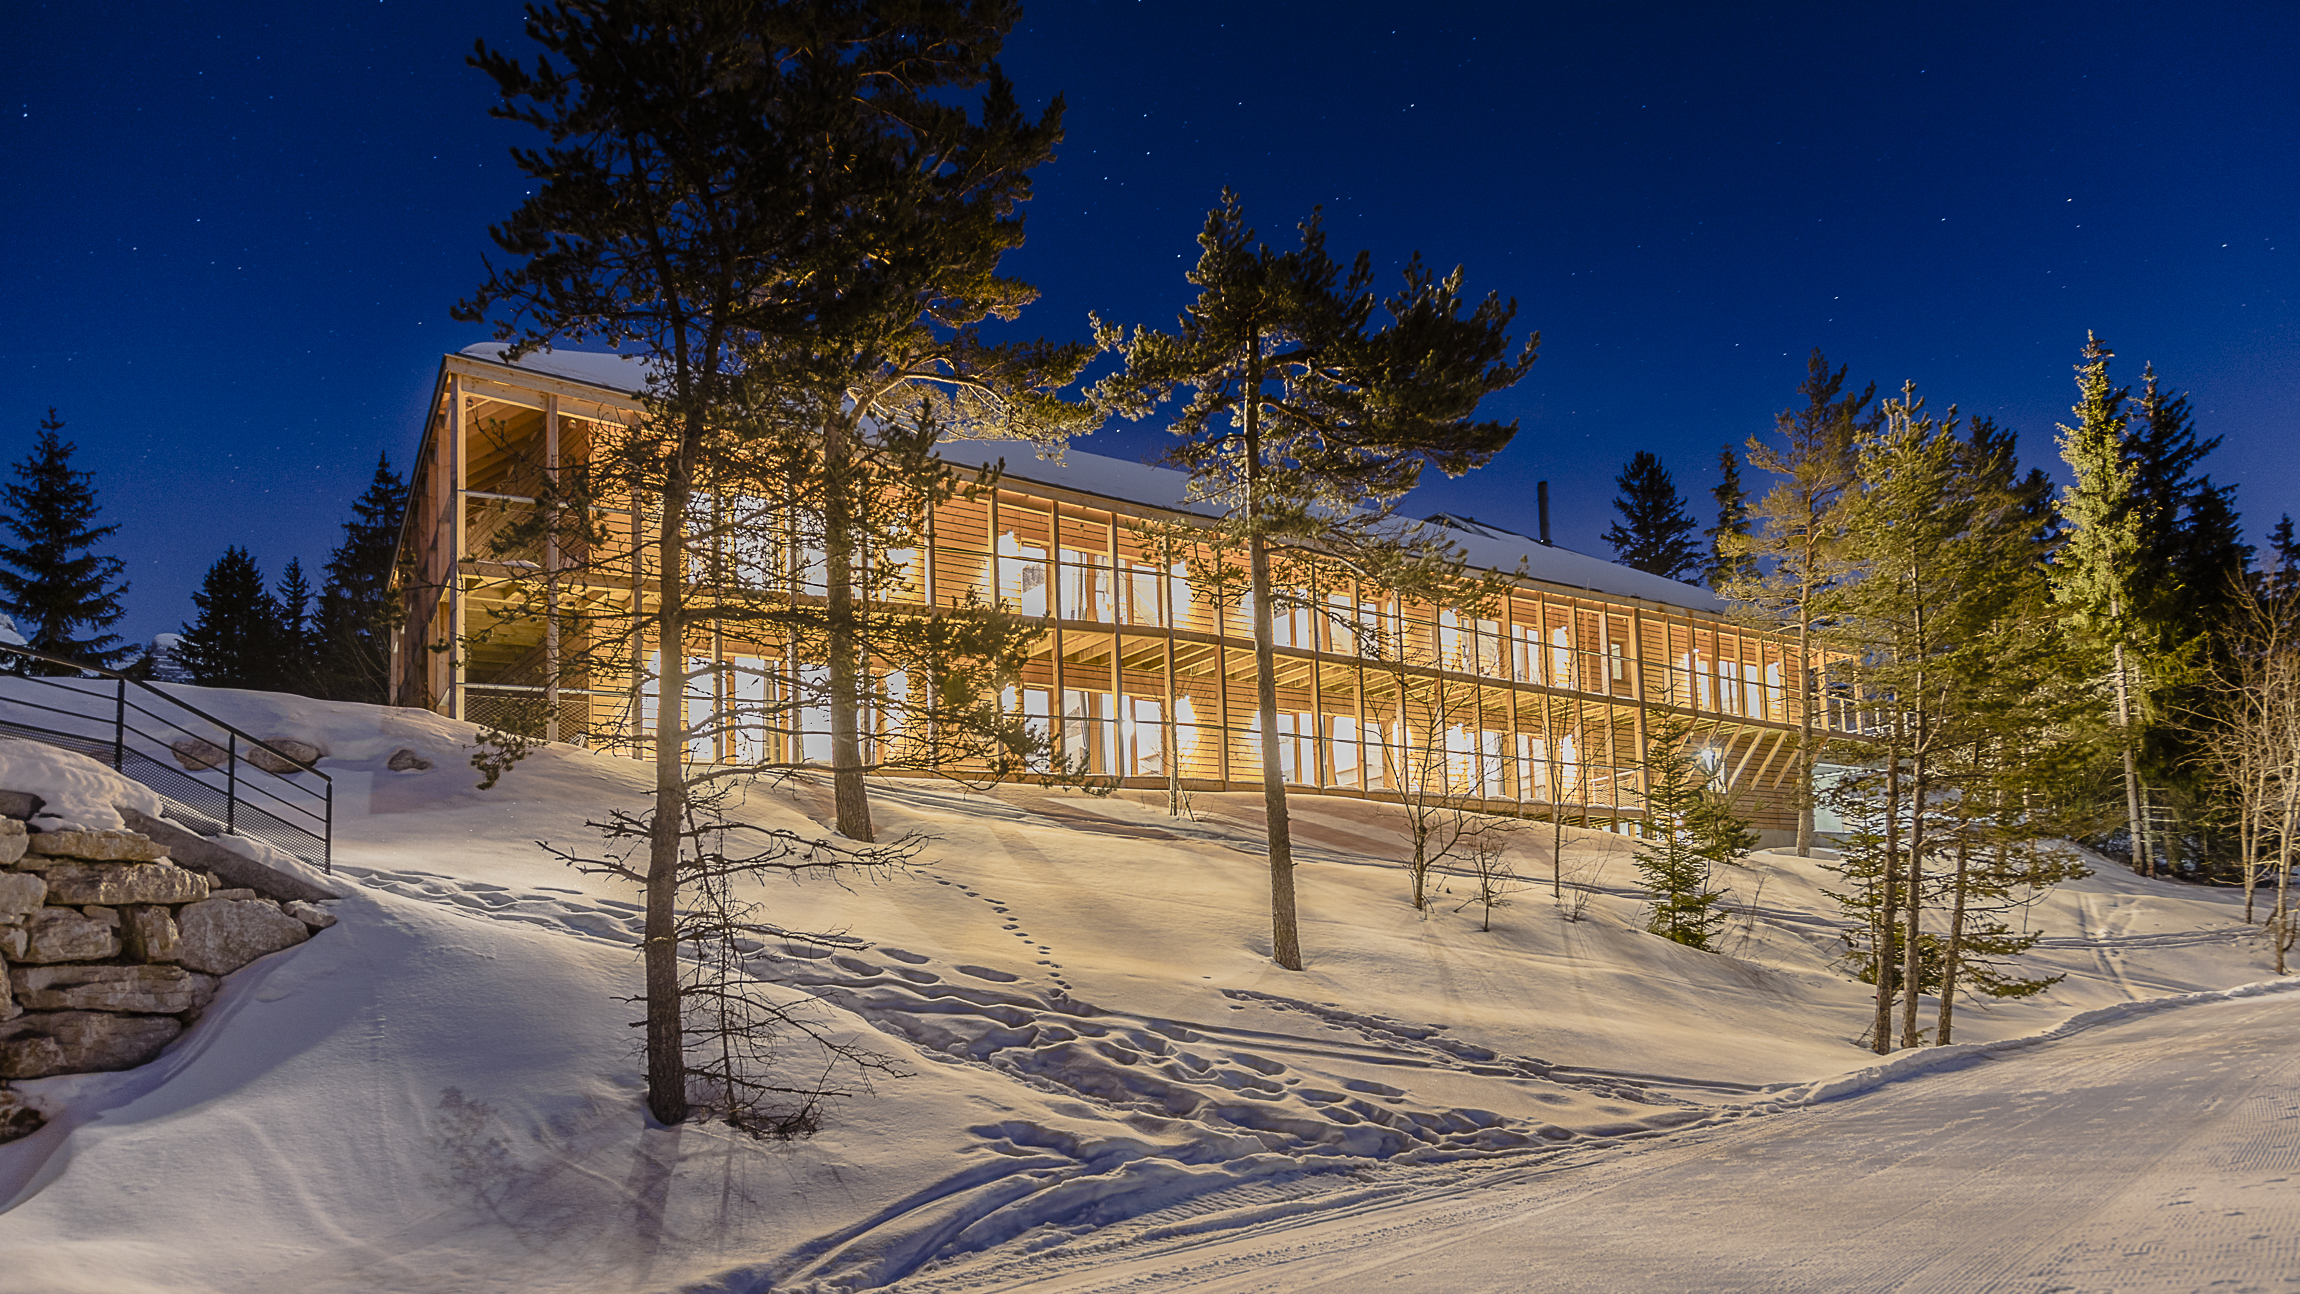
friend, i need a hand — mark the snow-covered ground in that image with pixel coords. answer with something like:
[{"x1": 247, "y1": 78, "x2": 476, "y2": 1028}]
[{"x1": 0, "y1": 688, "x2": 2285, "y2": 1292}]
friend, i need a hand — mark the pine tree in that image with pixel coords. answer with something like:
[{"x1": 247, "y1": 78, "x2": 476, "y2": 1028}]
[
  {"x1": 0, "y1": 411, "x2": 132, "y2": 673},
  {"x1": 456, "y1": 0, "x2": 1080, "y2": 1128},
  {"x1": 1603, "y1": 451, "x2": 1701, "y2": 580},
  {"x1": 176, "y1": 547, "x2": 285, "y2": 690},
  {"x1": 1704, "y1": 445, "x2": 1756, "y2": 591},
  {"x1": 1931, "y1": 420, "x2": 2088, "y2": 1042},
  {"x1": 316, "y1": 454, "x2": 408, "y2": 704},
  {"x1": 1094, "y1": 190, "x2": 1536, "y2": 970},
  {"x1": 1730, "y1": 352, "x2": 1871, "y2": 855},
  {"x1": 1830, "y1": 384, "x2": 2088, "y2": 1050}
]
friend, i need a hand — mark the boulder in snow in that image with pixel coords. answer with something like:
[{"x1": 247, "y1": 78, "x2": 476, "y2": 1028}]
[
  {"x1": 282, "y1": 900, "x2": 336, "y2": 930},
  {"x1": 0, "y1": 1086, "x2": 42, "y2": 1143},
  {"x1": 121, "y1": 905, "x2": 181, "y2": 963},
  {"x1": 28, "y1": 829, "x2": 169, "y2": 863},
  {"x1": 34, "y1": 860, "x2": 207, "y2": 907},
  {"x1": 0, "y1": 870, "x2": 43, "y2": 921},
  {"x1": 386, "y1": 748, "x2": 435, "y2": 773},
  {"x1": 0, "y1": 818, "x2": 25, "y2": 865},
  {"x1": 170, "y1": 738, "x2": 226, "y2": 772},
  {"x1": 9, "y1": 964, "x2": 217, "y2": 1015},
  {"x1": 246, "y1": 739, "x2": 324, "y2": 775},
  {"x1": 0, "y1": 793, "x2": 41, "y2": 824},
  {"x1": 0, "y1": 1010, "x2": 181, "y2": 1078},
  {"x1": 17, "y1": 908, "x2": 120, "y2": 964},
  {"x1": 173, "y1": 898, "x2": 309, "y2": 975}
]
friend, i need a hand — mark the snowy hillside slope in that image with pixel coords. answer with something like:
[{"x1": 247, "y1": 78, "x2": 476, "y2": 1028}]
[{"x1": 0, "y1": 688, "x2": 2277, "y2": 1293}]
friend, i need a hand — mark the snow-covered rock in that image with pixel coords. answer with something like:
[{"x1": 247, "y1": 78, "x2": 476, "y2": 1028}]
[
  {"x1": 0, "y1": 741, "x2": 163, "y2": 832},
  {"x1": 281, "y1": 900, "x2": 336, "y2": 930},
  {"x1": 0, "y1": 1085, "x2": 42, "y2": 1142},
  {"x1": 120, "y1": 808, "x2": 342, "y2": 904},
  {"x1": 169, "y1": 736, "x2": 225, "y2": 770},
  {"x1": 245, "y1": 737, "x2": 324, "y2": 774},
  {"x1": 172, "y1": 898, "x2": 310, "y2": 975}
]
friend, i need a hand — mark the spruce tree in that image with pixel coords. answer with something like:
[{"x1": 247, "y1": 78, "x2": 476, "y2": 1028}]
[
  {"x1": 1094, "y1": 190, "x2": 1536, "y2": 970},
  {"x1": 1704, "y1": 445, "x2": 1756, "y2": 591},
  {"x1": 273, "y1": 558, "x2": 321, "y2": 696},
  {"x1": 0, "y1": 411, "x2": 132, "y2": 673},
  {"x1": 2049, "y1": 334, "x2": 2155, "y2": 875},
  {"x1": 2265, "y1": 514, "x2": 2300, "y2": 603},
  {"x1": 1633, "y1": 717, "x2": 1730, "y2": 950},
  {"x1": 1603, "y1": 451, "x2": 1702, "y2": 580},
  {"x1": 316, "y1": 454, "x2": 408, "y2": 704},
  {"x1": 176, "y1": 547, "x2": 285, "y2": 690}
]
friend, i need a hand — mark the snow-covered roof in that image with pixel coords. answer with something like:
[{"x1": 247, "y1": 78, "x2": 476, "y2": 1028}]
[
  {"x1": 449, "y1": 345, "x2": 1725, "y2": 615},
  {"x1": 944, "y1": 438, "x2": 1729, "y2": 614},
  {"x1": 458, "y1": 341, "x2": 658, "y2": 395}
]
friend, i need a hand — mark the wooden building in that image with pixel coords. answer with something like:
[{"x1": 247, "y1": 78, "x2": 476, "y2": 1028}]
[{"x1": 394, "y1": 345, "x2": 1825, "y2": 841}]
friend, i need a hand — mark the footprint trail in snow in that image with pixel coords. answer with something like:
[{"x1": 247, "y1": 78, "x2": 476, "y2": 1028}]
[{"x1": 341, "y1": 860, "x2": 1783, "y2": 1289}]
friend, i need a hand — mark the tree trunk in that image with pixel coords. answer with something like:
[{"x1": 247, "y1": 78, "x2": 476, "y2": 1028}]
[
  {"x1": 1937, "y1": 837, "x2": 1974, "y2": 1046},
  {"x1": 645, "y1": 443, "x2": 694, "y2": 1127},
  {"x1": 2243, "y1": 759, "x2": 2259, "y2": 923},
  {"x1": 824, "y1": 412, "x2": 873, "y2": 842},
  {"x1": 1795, "y1": 610, "x2": 1815, "y2": 857},
  {"x1": 1901, "y1": 719, "x2": 1927, "y2": 1050},
  {"x1": 2111, "y1": 633, "x2": 2148, "y2": 877},
  {"x1": 2276, "y1": 784, "x2": 2296, "y2": 974},
  {"x1": 1243, "y1": 350, "x2": 1302, "y2": 971},
  {"x1": 1872, "y1": 725, "x2": 1901, "y2": 1054}
]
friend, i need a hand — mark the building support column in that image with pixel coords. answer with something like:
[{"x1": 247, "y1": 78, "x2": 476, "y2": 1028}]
[
  {"x1": 448, "y1": 375, "x2": 467, "y2": 722},
  {"x1": 544, "y1": 393, "x2": 561, "y2": 742}
]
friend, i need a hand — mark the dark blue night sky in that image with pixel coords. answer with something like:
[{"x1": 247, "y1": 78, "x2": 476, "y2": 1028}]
[{"x1": 6, "y1": 1, "x2": 2293, "y2": 646}]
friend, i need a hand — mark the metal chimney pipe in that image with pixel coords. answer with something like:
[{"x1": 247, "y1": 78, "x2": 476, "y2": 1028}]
[{"x1": 1538, "y1": 481, "x2": 1552, "y2": 546}]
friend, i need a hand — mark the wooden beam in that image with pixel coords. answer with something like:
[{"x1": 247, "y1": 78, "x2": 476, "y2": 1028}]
[
  {"x1": 544, "y1": 393, "x2": 561, "y2": 743},
  {"x1": 443, "y1": 354, "x2": 646, "y2": 417},
  {"x1": 449, "y1": 374, "x2": 467, "y2": 722}
]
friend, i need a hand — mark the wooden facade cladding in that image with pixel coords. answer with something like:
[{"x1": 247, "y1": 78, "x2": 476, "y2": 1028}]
[{"x1": 391, "y1": 354, "x2": 1820, "y2": 835}]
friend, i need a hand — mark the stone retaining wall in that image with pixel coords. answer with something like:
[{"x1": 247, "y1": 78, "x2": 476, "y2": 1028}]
[{"x1": 0, "y1": 792, "x2": 339, "y2": 1139}]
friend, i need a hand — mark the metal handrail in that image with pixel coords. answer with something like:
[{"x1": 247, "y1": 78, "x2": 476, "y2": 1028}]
[{"x1": 0, "y1": 643, "x2": 333, "y2": 871}]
